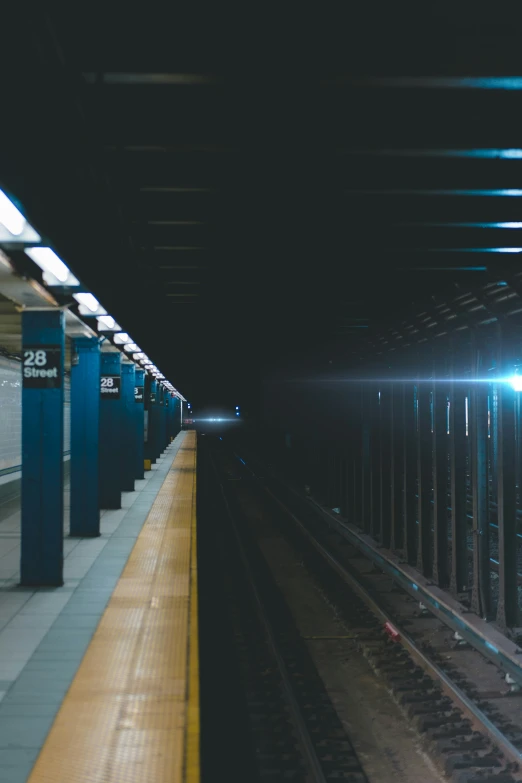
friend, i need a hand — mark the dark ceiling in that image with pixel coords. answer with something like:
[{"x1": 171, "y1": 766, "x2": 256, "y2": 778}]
[{"x1": 3, "y1": 4, "x2": 522, "y2": 409}]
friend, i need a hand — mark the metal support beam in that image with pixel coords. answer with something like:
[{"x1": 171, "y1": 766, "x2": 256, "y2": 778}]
[
  {"x1": 380, "y1": 384, "x2": 392, "y2": 547},
  {"x1": 496, "y1": 326, "x2": 520, "y2": 628},
  {"x1": 432, "y1": 379, "x2": 449, "y2": 587},
  {"x1": 403, "y1": 383, "x2": 417, "y2": 564},
  {"x1": 70, "y1": 336, "x2": 101, "y2": 537},
  {"x1": 20, "y1": 310, "x2": 65, "y2": 586},
  {"x1": 417, "y1": 380, "x2": 433, "y2": 577},
  {"x1": 390, "y1": 383, "x2": 404, "y2": 552},
  {"x1": 371, "y1": 387, "x2": 381, "y2": 539},
  {"x1": 470, "y1": 334, "x2": 492, "y2": 618},
  {"x1": 449, "y1": 377, "x2": 469, "y2": 595},
  {"x1": 361, "y1": 386, "x2": 371, "y2": 534}
]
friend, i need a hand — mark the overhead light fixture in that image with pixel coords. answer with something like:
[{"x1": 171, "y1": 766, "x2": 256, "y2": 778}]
[
  {"x1": 97, "y1": 315, "x2": 117, "y2": 330},
  {"x1": 157, "y1": 373, "x2": 165, "y2": 379},
  {"x1": 133, "y1": 352, "x2": 145, "y2": 360},
  {"x1": 113, "y1": 332, "x2": 131, "y2": 344},
  {"x1": 25, "y1": 247, "x2": 80, "y2": 286},
  {"x1": 0, "y1": 190, "x2": 25, "y2": 235},
  {"x1": 0, "y1": 190, "x2": 41, "y2": 243},
  {"x1": 73, "y1": 292, "x2": 107, "y2": 316},
  {"x1": 123, "y1": 343, "x2": 140, "y2": 352}
]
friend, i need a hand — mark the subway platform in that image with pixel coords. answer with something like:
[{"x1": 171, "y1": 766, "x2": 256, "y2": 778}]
[{"x1": 0, "y1": 430, "x2": 198, "y2": 783}]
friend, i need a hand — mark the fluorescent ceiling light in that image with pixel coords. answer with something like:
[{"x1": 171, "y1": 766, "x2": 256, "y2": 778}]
[
  {"x1": 25, "y1": 247, "x2": 80, "y2": 286},
  {"x1": 0, "y1": 190, "x2": 26, "y2": 235},
  {"x1": 0, "y1": 190, "x2": 41, "y2": 243},
  {"x1": 123, "y1": 343, "x2": 139, "y2": 352},
  {"x1": 133, "y1": 352, "x2": 145, "y2": 360},
  {"x1": 113, "y1": 332, "x2": 130, "y2": 344},
  {"x1": 73, "y1": 292, "x2": 107, "y2": 316},
  {"x1": 97, "y1": 315, "x2": 115, "y2": 329}
]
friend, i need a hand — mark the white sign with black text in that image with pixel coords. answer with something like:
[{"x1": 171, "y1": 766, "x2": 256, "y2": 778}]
[{"x1": 100, "y1": 374, "x2": 121, "y2": 399}]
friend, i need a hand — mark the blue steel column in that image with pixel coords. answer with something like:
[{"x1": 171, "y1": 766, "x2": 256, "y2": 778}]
[
  {"x1": 160, "y1": 386, "x2": 166, "y2": 452},
  {"x1": 161, "y1": 386, "x2": 168, "y2": 450},
  {"x1": 166, "y1": 393, "x2": 173, "y2": 442},
  {"x1": 135, "y1": 368, "x2": 145, "y2": 479},
  {"x1": 173, "y1": 394, "x2": 180, "y2": 437},
  {"x1": 70, "y1": 336, "x2": 101, "y2": 537},
  {"x1": 164, "y1": 388, "x2": 169, "y2": 447},
  {"x1": 21, "y1": 310, "x2": 65, "y2": 586},
  {"x1": 173, "y1": 394, "x2": 179, "y2": 438},
  {"x1": 154, "y1": 384, "x2": 163, "y2": 458},
  {"x1": 148, "y1": 378, "x2": 159, "y2": 463},
  {"x1": 99, "y1": 352, "x2": 122, "y2": 509},
  {"x1": 166, "y1": 391, "x2": 173, "y2": 444},
  {"x1": 121, "y1": 363, "x2": 136, "y2": 492}
]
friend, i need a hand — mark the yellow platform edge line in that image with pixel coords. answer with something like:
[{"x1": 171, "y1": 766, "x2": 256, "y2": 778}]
[
  {"x1": 184, "y1": 435, "x2": 200, "y2": 782},
  {"x1": 25, "y1": 432, "x2": 199, "y2": 783}
]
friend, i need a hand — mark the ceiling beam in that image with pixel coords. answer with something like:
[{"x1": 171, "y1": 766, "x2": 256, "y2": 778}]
[
  {"x1": 339, "y1": 148, "x2": 522, "y2": 159},
  {"x1": 346, "y1": 189, "x2": 522, "y2": 196},
  {"x1": 326, "y1": 77, "x2": 522, "y2": 90},
  {"x1": 148, "y1": 220, "x2": 205, "y2": 226},
  {"x1": 153, "y1": 246, "x2": 206, "y2": 251},
  {"x1": 141, "y1": 187, "x2": 214, "y2": 193},
  {"x1": 83, "y1": 73, "x2": 219, "y2": 85}
]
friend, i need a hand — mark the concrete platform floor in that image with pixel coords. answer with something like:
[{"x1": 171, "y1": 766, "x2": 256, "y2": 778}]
[{"x1": 0, "y1": 433, "x2": 186, "y2": 783}]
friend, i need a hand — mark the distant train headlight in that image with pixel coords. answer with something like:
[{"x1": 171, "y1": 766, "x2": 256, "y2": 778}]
[{"x1": 509, "y1": 375, "x2": 522, "y2": 392}]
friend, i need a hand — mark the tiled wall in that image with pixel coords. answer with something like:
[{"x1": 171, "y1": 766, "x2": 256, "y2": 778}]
[{"x1": 0, "y1": 356, "x2": 71, "y2": 475}]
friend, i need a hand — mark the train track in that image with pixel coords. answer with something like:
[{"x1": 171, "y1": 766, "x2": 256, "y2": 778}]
[
  {"x1": 200, "y1": 439, "x2": 370, "y2": 782},
  {"x1": 213, "y1": 437, "x2": 522, "y2": 782}
]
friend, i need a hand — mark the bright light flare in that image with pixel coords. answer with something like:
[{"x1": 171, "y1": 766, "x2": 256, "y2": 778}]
[{"x1": 509, "y1": 375, "x2": 522, "y2": 392}]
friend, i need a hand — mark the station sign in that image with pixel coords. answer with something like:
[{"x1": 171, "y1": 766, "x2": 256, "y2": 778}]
[
  {"x1": 150, "y1": 392, "x2": 156, "y2": 403},
  {"x1": 134, "y1": 385, "x2": 144, "y2": 403},
  {"x1": 22, "y1": 345, "x2": 62, "y2": 389},
  {"x1": 100, "y1": 374, "x2": 121, "y2": 400}
]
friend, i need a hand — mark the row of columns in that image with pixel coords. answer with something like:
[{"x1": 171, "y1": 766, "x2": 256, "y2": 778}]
[
  {"x1": 341, "y1": 334, "x2": 519, "y2": 629},
  {"x1": 20, "y1": 310, "x2": 182, "y2": 587}
]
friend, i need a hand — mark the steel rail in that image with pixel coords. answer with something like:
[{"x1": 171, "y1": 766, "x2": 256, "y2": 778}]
[
  {"x1": 236, "y1": 451, "x2": 522, "y2": 772},
  {"x1": 207, "y1": 448, "x2": 329, "y2": 783}
]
